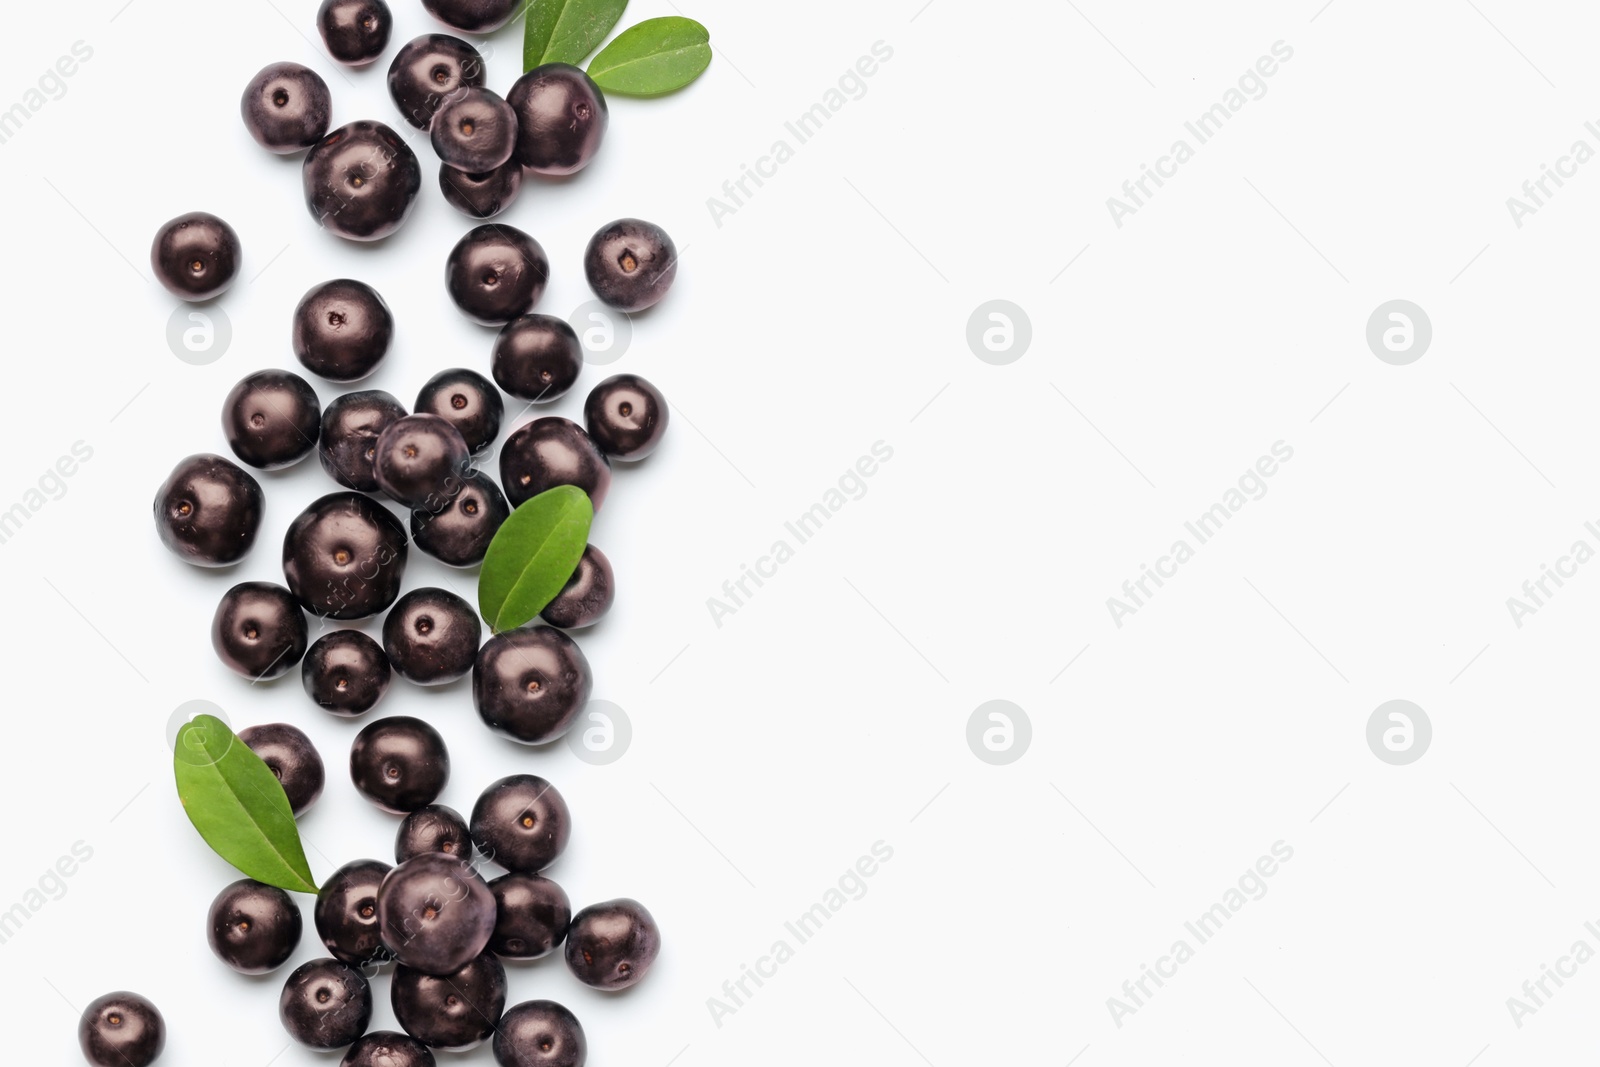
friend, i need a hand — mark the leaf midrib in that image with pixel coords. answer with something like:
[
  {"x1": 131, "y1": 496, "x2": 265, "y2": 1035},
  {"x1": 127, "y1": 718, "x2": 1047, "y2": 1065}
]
[
  {"x1": 530, "y1": 0, "x2": 629, "y2": 66},
  {"x1": 592, "y1": 42, "x2": 710, "y2": 78},
  {"x1": 227, "y1": 767, "x2": 316, "y2": 892}
]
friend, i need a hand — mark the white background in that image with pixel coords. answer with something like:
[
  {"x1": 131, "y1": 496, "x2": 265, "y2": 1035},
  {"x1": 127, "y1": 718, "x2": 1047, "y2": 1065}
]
[{"x1": 3, "y1": 0, "x2": 1599, "y2": 1063}]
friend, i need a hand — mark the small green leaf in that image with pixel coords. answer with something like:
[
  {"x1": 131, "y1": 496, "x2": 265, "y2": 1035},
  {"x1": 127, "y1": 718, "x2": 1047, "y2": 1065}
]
[
  {"x1": 524, "y1": 0, "x2": 630, "y2": 69},
  {"x1": 173, "y1": 716, "x2": 318, "y2": 894},
  {"x1": 478, "y1": 485, "x2": 594, "y2": 633},
  {"x1": 587, "y1": 17, "x2": 712, "y2": 97}
]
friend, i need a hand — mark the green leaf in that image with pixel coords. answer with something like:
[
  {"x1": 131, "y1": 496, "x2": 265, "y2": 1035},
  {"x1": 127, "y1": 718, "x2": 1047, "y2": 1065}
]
[
  {"x1": 524, "y1": 0, "x2": 630, "y2": 69},
  {"x1": 173, "y1": 716, "x2": 318, "y2": 894},
  {"x1": 478, "y1": 485, "x2": 594, "y2": 633},
  {"x1": 587, "y1": 16, "x2": 712, "y2": 96}
]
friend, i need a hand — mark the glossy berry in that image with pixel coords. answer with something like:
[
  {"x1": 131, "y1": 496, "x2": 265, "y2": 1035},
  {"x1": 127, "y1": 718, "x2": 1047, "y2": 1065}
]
[
  {"x1": 303, "y1": 630, "x2": 392, "y2": 716},
  {"x1": 315, "y1": 859, "x2": 394, "y2": 966},
  {"x1": 470, "y1": 775, "x2": 571, "y2": 873},
  {"x1": 343, "y1": 1031, "x2": 436, "y2": 1067},
  {"x1": 304, "y1": 120, "x2": 423, "y2": 242},
  {"x1": 222, "y1": 369, "x2": 321, "y2": 470},
  {"x1": 431, "y1": 87, "x2": 516, "y2": 172},
  {"x1": 78, "y1": 992, "x2": 165, "y2": 1067},
  {"x1": 422, "y1": 0, "x2": 520, "y2": 33},
  {"x1": 207, "y1": 878, "x2": 304, "y2": 974},
  {"x1": 294, "y1": 279, "x2": 395, "y2": 382},
  {"x1": 152, "y1": 211, "x2": 241, "y2": 301},
  {"x1": 374, "y1": 414, "x2": 471, "y2": 509},
  {"x1": 280, "y1": 958, "x2": 373, "y2": 1050},
  {"x1": 241, "y1": 62, "x2": 332, "y2": 153},
  {"x1": 410, "y1": 470, "x2": 509, "y2": 567},
  {"x1": 154, "y1": 453, "x2": 263, "y2": 567},
  {"x1": 584, "y1": 219, "x2": 676, "y2": 312},
  {"x1": 492, "y1": 315, "x2": 582, "y2": 403},
  {"x1": 396, "y1": 804, "x2": 472, "y2": 863},
  {"x1": 488, "y1": 873, "x2": 570, "y2": 960},
  {"x1": 378, "y1": 853, "x2": 496, "y2": 974},
  {"x1": 319, "y1": 0, "x2": 392, "y2": 66},
  {"x1": 440, "y1": 160, "x2": 521, "y2": 219},
  {"x1": 384, "y1": 588, "x2": 482, "y2": 686},
  {"x1": 350, "y1": 716, "x2": 449, "y2": 813},
  {"x1": 213, "y1": 581, "x2": 308, "y2": 681},
  {"x1": 416, "y1": 368, "x2": 502, "y2": 456},
  {"x1": 473, "y1": 627, "x2": 592, "y2": 744},
  {"x1": 388, "y1": 34, "x2": 485, "y2": 130},
  {"x1": 392, "y1": 952, "x2": 506, "y2": 1051},
  {"x1": 507, "y1": 65, "x2": 607, "y2": 176},
  {"x1": 541, "y1": 545, "x2": 612, "y2": 629},
  {"x1": 564, "y1": 899, "x2": 660, "y2": 991},
  {"x1": 319, "y1": 390, "x2": 408, "y2": 492},
  {"x1": 493, "y1": 1000, "x2": 586, "y2": 1067},
  {"x1": 239, "y1": 722, "x2": 326, "y2": 816},
  {"x1": 445, "y1": 224, "x2": 548, "y2": 326},
  {"x1": 499, "y1": 417, "x2": 610, "y2": 510},
  {"x1": 584, "y1": 374, "x2": 668, "y2": 461},
  {"x1": 282, "y1": 491, "x2": 409, "y2": 619}
]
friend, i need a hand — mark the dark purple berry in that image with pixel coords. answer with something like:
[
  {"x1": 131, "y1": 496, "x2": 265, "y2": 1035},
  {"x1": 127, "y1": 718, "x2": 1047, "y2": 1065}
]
[
  {"x1": 499, "y1": 417, "x2": 610, "y2": 510},
  {"x1": 350, "y1": 716, "x2": 449, "y2": 814},
  {"x1": 445, "y1": 224, "x2": 548, "y2": 326},
  {"x1": 584, "y1": 218, "x2": 676, "y2": 312},
  {"x1": 239, "y1": 722, "x2": 326, "y2": 816},
  {"x1": 493, "y1": 1001, "x2": 585, "y2": 1067},
  {"x1": 488, "y1": 873, "x2": 570, "y2": 960},
  {"x1": 78, "y1": 992, "x2": 165, "y2": 1067},
  {"x1": 476, "y1": 627, "x2": 598, "y2": 742},
  {"x1": 422, "y1": 0, "x2": 520, "y2": 33},
  {"x1": 154, "y1": 453, "x2": 263, "y2": 567},
  {"x1": 213, "y1": 581, "x2": 308, "y2": 681},
  {"x1": 222, "y1": 369, "x2": 321, "y2": 470},
  {"x1": 584, "y1": 374, "x2": 668, "y2": 461},
  {"x1": 396, "y1": 804, "x2": 472, "y2": 864},
  {"x1": 241, "y1": 62, "x2": 331, "y2": 153},
  {"x1": 392, "y1": 952, "x2": 506, "y2": 1051},
  {"x1": 384, "y1": 587, "x2": 481, "y2": 686},
  {"x1": 319, "y1": 0, "x2": 392, "y2": 66},
  {"x1": 374, "y1": 414, "x2": 472, "y2": 509},
  {"x1": 431, "y1": 87, "x2": 516, "y2": 172},
  {"x1": 294, "y1": 280, "x2": 395, "y2": 382},
  {"x1": 491, "y1": 315, "x2": 582, "y2": 403},
  {"x1": 415, "y1": 368, "x2": 502, "y2": 456},
  {"x1": 507, "y1": 65, "x2": 606, "y2": 176},
  {"x1": 388, "y1": 34, "x2": 485, "y2": 130},
  {"x1": 564, "y1": 898, "x2": 659, "y2": 991},
  {"x1": 280, "y1": 958, "x2": 373, "y2": 1050},
  {"x1": 470, "y1": 775, "x2": 571, "y2": 873},
  {"x1": 207, "y1": 878, "x2": 304, "y2": 974},
  {"x1": 304, "y1": 630, "x2": 392, "y2": 716},
  {"x1": 343, "y1": 1031, "x2": 436, "y2": 1067},
  {"x1": 473, "y1": 627, "x2": 592, "y2": 744},
  {"x1": 540, "y1": 545, "x2": 612, "y2": 629},
  {"x1": 410, "y1": 470, "x2": 508, "y2": 567},
  {"x1": 315, "y1": 859, "x2": 394, "y2": 966},
  {"x1": 319, "y1": 390, "x2": 408, "y2": 491},
  {"x1": 440, "y1": 160, "x2": 521, "y2": 218},
  {"x1": 152, "y1": 211, "x2": 241, "y2": 301},
  {"x1": 304, "y1": 120, "x2": 423, "y2": 242},
  {"x1": 282, "y1": 491, "x2": 409, "y2": 619},
  {"x1": 378, "y1": 853, "x2": 496, "y2": 975}
]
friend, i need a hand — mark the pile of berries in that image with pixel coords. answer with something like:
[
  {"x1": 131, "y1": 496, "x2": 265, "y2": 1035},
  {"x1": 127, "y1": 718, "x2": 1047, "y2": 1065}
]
[{"x1": 84, "y1": 3, "x2": 680, "y2": 1064}]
